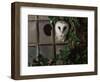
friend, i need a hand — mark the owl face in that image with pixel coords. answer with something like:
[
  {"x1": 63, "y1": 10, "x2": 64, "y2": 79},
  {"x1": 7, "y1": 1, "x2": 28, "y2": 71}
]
[{"x1": 55, "y1": 21, "x2": 69, "y2": 42}]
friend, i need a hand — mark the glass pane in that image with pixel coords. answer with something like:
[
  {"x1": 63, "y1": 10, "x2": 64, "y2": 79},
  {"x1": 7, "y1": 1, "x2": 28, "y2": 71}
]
[
  {"x1": 56, "y1": 45, "x2": 69, "y2": 65},
  {"x1": 39, "y1": 46, "x2": 54, "y2": 59},
  {"x1": 28, "y1": 46, "x2": 37, "y2": 66},
  {"x1": 39, "y1": 16, "x2": 53, "y2": 44},
  {"x1": 56, "y1": 45, "x2": 65, "y2": 55},
  {"x1": 35, "y1": 45, "x2": 54, "y2": 66},
  {"x1": 28, "y1": 16, "x2": 37, "y2": 44}
]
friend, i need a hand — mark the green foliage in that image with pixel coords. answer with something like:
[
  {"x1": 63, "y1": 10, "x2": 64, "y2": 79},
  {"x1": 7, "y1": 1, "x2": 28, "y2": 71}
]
[
  {"x1": 49, "y1": 16, "x2": 87, "y2": 65},
  {"x1": 56, "y1": 45, "x2": 71, "y2": 64},
  {"x1": 48, "y1": 16, "x2": 60, "y2": 24}
]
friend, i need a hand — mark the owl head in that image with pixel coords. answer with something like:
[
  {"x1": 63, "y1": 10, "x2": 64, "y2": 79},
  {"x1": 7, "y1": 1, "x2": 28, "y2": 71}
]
[{"x1": 55, "y1": 21, "x2": 69, "y2": 42}]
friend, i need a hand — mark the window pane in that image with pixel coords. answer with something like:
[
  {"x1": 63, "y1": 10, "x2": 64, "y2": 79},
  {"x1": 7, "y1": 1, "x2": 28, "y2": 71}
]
[
  {"x1": 39, "y1": 16, "x2": 53, "y2": 44},
  {"x1": 56, "y1": 45, "x2": 70, "y2": 65},
  {"x1": 28, "y1": 45, "x2": 54, "y2": 66},
  {"x1": 56, "y1": 45, "x2": 65, "y2": 55},
  {"x1": 39, "y1": 46, "x2": 54, "y2": 59},
  {"x1": 28, "y1": 15, "x2": 37, "y2": 44},
  {"x1": 28, "y1": 46, "x2": 37, "y2": 66}
]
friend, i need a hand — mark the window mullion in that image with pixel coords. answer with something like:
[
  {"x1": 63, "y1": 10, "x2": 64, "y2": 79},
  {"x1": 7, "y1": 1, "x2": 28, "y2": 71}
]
[
  {"x1": 52, "y1": 23, "x2": 56, "y2": 64},
  {"x1": 36, "y1": 16, "x2": 40, "y2": 61}
]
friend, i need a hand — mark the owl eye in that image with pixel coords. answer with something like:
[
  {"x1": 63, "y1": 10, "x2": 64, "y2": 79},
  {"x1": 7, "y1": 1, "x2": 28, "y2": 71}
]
[
  {"x1": 58, "y1": 26, "x2": 61, "y2": 30},
  {"x1": 63, "y1": 26, "x2": 67, "y2": 32}
]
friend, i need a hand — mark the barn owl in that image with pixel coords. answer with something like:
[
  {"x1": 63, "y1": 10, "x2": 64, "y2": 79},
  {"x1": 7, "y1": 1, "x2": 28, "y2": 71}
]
[{"x1": 55, "y1": 21, "x2": 69, "y2": 42}]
